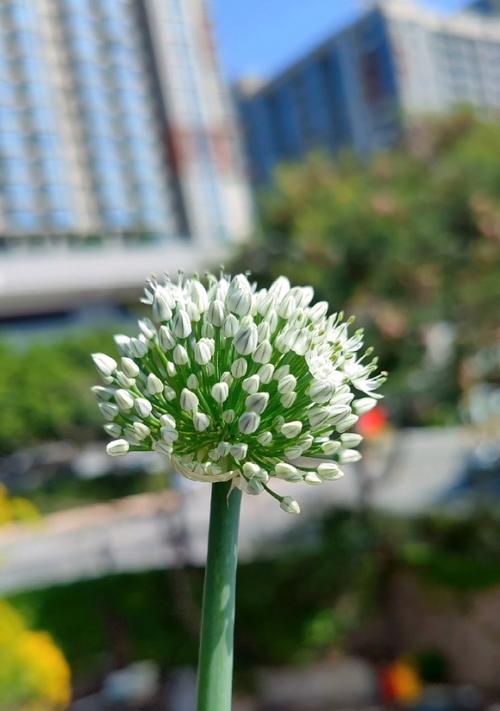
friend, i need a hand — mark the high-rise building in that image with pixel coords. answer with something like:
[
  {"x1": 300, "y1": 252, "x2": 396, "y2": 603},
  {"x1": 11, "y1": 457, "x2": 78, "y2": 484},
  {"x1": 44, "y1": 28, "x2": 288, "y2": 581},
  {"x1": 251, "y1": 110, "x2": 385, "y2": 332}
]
[
  {"x1": 237, "y1": 0, "x2": 500, "y2": 183},
  {"x1": 0, "y1": 0, "x2": 251, "y2": 242}
]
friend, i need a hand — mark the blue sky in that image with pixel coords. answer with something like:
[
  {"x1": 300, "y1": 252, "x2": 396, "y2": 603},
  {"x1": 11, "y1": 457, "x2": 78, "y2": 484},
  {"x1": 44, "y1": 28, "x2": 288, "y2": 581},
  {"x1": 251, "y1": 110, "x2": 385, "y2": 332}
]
[{"x1": 210, "y1": 0, "x2": 470, "y2": 81}]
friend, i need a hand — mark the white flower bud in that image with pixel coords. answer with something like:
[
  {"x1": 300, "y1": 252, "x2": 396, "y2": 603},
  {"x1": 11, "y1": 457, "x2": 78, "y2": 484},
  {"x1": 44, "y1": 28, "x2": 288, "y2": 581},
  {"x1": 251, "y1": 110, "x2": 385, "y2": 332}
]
[
  {"x1": 339, "y1": 448, "x2": 362, "y2": 463},
  {"x1": 275, "y1": 462, "x2": 297, "y2": 479},
  {"x1": 284, "y1": 445, "x2": 303, "y2": 459},
  {"x1": 257, "y1": 290, "x2": 274, "y2": 317},
  {"x1": 335, "y1": 414, "x2": 359, "y2": 433},
  {"x1": 154, "y1": 440, "x2": 173, "y2": 456},
  {"x1": 353, "y1": 397, "x2": 377, "y2": 415},
  {"x1": 131, "y1": 421, "x2": 150, "y2": 440},
  {"x1": 115, "y1": 389, "x2": 134, "y2": 411},
  {"x1": 194, "y1": 340, "x2": 212, "y2": 365},
  {"x1": 308, "y1": 301, "x2": 329, "y2": 323},
  {"x1": 309, "y1": 408, "x2": 330, "y2": 428},
  {"x1": 138, "y1": 318, "x2": 155, "y2": 340},
  {"x1": 106, "y1": 439, "x2": 129, "y2": 456},
  {"x1": 273, "y1": 415, "x2": 285, "y2": 431},
  {"x1": 238, "y1": 411, "x2": 260, "y2": 434},
  {"x1": 317, "y1": 462, "x2": 343, "y2": 480},
  {"x1": 121, "y1": 357, "x2": 140, "y2": 378},
  {"x1": 245, "y1": 479, "x2": 264, "y2": 495},
  {"x1": 92, "y1": 385, "x2": 114, "y2": 401},
  {"x1": 147, "y1": 373, "x2": 164, "y2": 395},
  {"x1": 222, "y1": 409, "x2": 235, "y2": 423},
  {"x1": 233, "y1": 324, "x2": 258, "y2": 356},
  {"x1": 160, "y1": 413, "x2": 176, "y2": 428},
  {"x1": 321, "y1": 440, "x2": 341, "y2": 455},
  {"x1": 201, "y1": 322, "x2": 215, "y2": 338},
  {"x1": 207, "y1": 299, "x2": 225, "y2": 326},
  {"x1": 130, "y1": 338, "x2": 148, "y2": 358},
  {"x1": 253, "y1": 340, "x2": 272, "y2": 364},
  {"x1": 223, "y1": 314, "x2": 239, "y2": 338},
  {"x1": 274, "y1": 365, "x2": 290, "y2": 381},
  {"x1": 159, "y1": 326, "x2": 176, "y2": 351},
  {"x1": 280, "y1": 496, "x2": 300, "y2": 514},
  {"x1": 340, "y1": 433, "x2": 363, "y2": 448},
  {"x1": 188, "y1": 301, "x2": 202, "y2": 324},
  {"x1": 164, "y1": 386, "x2": 176, "y2": 401},
  {"x1": 257, "y1": 431, "x2": 273, "y2": 446},
  {"x1": 242, "y1": 375, "x2": 260, "y2": 394},
  {"x1": 99, "y1": 402, "x2": 119, "y2": 420},
  {"x1": 193, "y1": 413, "x2": 210, "y2": 432},
  {"x1": 115, "y1": 371, "x2": 135, "y2": 388},
  {"x1": 92, "y1": 353, "x2": 117, "y2": 377},
  {"x1": 265, "y1": 309, "x2": 279, "y2": 333},
  {"x1": 211, "y1": 382, "x2": 229, "y2": 403},
  {"x1": 187, "y1": 374, "x2": 199, "y2": 389},
  {"x1": 298, "y1": 434, "x2": 314, "y2": 451},
  {"x1": 309, "y1": 380, "x2": 334, "y2": 404},
  {"x1": 190, "y1": 280, "x2": 209, "y2": 312},
  {"x1": 278, "y1": 294, "x2": 296, "y2": 320},
  {"x1": 172, "y1": 309, "x2": 192, "y2": 338},
  {"x1": 134, "y1": 398, "x2": 152, "y2": 418},
  {"x1": 104, "y1": 422, "x2": 122, "y2": 437},
  {"x1": 226, "y1": 274, "x2": 252, "y2": 316},
  {"x1": 277, "y1": 374, "x2": 297, "y2": 394},
  {"x1": 180, "y1": 388, "x2": 198, "y2": 412},
  {"x1": 166, "y1": 362, "x2": 177, "y2": 377},
  {"x1": 243, "y1": 462, "x2": 261, "y2": 478},
  {"x1": 257, "y1": 321, "x2": 271, "y2": 342},
  {"x1": 305, "y1": 471, "x2": 322, "y2": 485},
  {"x1": 230, "y1": 443, "x2": 248, "y2": 460},
  {"x1": 291, "y1": 285, "x2": 314, "y2": 307},
  {"x1": 161, "y1": 426, "x2": 179, "y2": 444},
  {"x1": 269, "y1": 276, "x2": 290, "y2": 299},
  {"x1": 231, "y1": 358, "x2": 248, "y2": 378},
  {"x1": 173, "y1": 344, "x2": 189, "y2": 365},
  {"x1": 152, "y1": 290, "x2": 172, "y2": 322},
  {"x1": 221, "y1": 371, "x2": 233, "y2": 386},
  {"x1": 281, "y1": 421, "x2": 303, "y2": 439},
  {"x1": 205, "y1": 363, "x2": 216, "y2": 376},
  {"x1": 114, "y1": 334, "x2": 131, "y2": 355},
  {"x1": 217, "y1": 441, "x2": 231, "y2": 457},
  {"x1": 245, "y1": 392, "x2": 269, "y2": 414},
  {"x1": 258, "y1": 363, "x2": 274, "y2": 383}
]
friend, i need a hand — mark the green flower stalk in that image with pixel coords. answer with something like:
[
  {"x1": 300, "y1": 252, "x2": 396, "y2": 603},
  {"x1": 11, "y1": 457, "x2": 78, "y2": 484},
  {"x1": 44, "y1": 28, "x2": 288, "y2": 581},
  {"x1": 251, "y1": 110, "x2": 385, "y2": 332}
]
[{"x1": 91, "y1": 270, "x2": 386, "y2": 710}]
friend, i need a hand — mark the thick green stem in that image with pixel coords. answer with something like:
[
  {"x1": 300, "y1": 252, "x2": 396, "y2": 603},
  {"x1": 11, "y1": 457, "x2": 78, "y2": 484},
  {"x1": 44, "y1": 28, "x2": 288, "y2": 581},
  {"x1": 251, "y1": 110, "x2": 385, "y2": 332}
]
[{"x1": 196, "y1": 481, "x2": 242, "y2": 711}]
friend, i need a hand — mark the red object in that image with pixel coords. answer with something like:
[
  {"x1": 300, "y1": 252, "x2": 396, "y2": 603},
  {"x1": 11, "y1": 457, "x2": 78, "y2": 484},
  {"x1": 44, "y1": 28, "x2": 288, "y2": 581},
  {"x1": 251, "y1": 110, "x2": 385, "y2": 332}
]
[{"x1": 357, "y1": 405, "x2": 388, "y2": 438}]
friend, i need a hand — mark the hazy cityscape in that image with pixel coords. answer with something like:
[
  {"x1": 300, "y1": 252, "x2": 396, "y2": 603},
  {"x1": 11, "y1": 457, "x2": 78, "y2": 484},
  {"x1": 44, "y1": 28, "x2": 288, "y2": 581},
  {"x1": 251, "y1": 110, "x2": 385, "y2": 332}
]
[{"x1": 0, "y1": 0, "x2": 500, "y2": 710}]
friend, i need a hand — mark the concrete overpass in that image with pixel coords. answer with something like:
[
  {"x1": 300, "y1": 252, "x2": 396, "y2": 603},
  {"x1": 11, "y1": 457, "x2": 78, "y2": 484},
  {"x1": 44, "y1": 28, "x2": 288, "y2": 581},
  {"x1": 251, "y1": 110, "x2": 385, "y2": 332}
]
[
  {"x1": 0, "y1": 233, "x2": 228, "y2": 318},
  {"x1": 0, "y1": 428, "x2": 471, "y2": 596}
]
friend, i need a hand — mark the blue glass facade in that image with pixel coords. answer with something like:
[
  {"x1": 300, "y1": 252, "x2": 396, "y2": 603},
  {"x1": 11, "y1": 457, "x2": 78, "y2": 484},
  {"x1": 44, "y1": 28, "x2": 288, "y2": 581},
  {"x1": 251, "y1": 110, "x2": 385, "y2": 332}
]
[
  {"x1": 1, "y1": 1, "x2": 77, "y2": 230},
  {"x1": 0, "y1": 0, "x2": 179, "y2": 235},
  {"x1": 237, "y1": 7, "x2": 400, "y2": 184},
  {"x1": 0, "y1": 0, "x2": 251, "y2": 241}
]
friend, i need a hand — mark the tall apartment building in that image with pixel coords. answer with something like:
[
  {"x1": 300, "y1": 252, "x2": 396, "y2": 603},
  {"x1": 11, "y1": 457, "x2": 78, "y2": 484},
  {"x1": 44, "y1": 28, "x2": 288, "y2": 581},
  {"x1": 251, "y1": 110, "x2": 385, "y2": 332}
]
[
  {"x1": 0, "y1": 0, "x2": 251, "y2": 242},
  {"x1": 237, "y1": 0, "x2": 500, "y2": 184}
]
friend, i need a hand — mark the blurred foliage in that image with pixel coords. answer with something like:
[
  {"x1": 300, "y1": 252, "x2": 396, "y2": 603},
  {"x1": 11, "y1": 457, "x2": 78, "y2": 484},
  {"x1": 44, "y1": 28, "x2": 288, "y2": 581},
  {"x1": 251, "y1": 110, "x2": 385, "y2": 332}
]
[
  {"x1": 0, "y1": 491, "x2": 70, "y2": 710},
  {"x1": 28, "y1": 469, "x2": 169, "y2": 515},
  {"x1": 0, "y1": 484, "x2": 38, "y2": 525},
  {"x1": 9, "y1": 506, "x2": 500, "y2": 686},
  {"x1": 0, "y1": 330, "x2": 117, "y2": 455},
  {"x1": 232, "y1": 110, "x2": 500, "y2": 425},
  {"x1": 0, "y1": 601, "x2": 70, "y2": 710}
]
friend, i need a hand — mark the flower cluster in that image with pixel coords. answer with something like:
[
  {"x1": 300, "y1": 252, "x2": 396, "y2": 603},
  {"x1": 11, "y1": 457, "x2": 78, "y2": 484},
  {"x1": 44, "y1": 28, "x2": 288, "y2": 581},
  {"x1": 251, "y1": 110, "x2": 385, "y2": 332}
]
[{"x1": 92, "y1": 272, "x2": 386, "y2": 513}]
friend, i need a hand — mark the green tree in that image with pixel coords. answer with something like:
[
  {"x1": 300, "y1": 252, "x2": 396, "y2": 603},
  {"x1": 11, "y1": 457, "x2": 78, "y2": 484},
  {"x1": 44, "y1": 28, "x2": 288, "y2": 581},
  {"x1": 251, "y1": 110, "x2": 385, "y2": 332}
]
[{"x1": 233, "y1": 111, "x2": 500, "y2": 425}]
